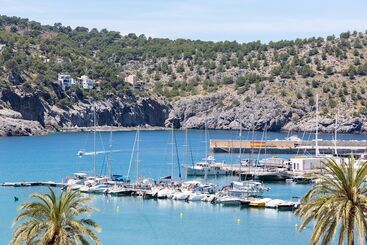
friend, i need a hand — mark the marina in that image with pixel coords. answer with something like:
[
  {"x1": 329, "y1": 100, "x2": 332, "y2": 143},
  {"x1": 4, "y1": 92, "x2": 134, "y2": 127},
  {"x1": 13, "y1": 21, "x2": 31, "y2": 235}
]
[{"x1": 1, "y1": 129, "x2": 366, "y2": 244}]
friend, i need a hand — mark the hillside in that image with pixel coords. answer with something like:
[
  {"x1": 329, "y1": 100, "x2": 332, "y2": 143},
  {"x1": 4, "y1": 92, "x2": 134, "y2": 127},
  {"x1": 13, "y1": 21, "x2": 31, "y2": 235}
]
[{"x1": 0, "y1": 15, "x2": 366, "y2": 135}]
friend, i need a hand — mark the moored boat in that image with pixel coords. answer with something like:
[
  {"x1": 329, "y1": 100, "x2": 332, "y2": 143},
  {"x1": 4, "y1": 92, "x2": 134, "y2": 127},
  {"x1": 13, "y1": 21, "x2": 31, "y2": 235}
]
[
  {"x1": 217, "y1": 196, "x2": 241, "y2": 206},
  {"x1": 249, "y1": 198, "x2": 272, "y2": 207},
  {"x1": 278, "y1": 201, "x2": 296, "y2": 211}
]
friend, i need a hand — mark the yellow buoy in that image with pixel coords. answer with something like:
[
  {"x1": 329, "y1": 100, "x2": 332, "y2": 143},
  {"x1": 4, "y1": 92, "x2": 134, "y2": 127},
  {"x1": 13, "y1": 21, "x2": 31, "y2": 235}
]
[
  {"x1": 236, "y1": 218, "x2": 240, "y2": 224},
  {"x1": 179, "y1": 212, "x2": 184, "y2": 219},
  {"x1": 116, "y1": 206, "x2": 120, "y2": 213},
  {"x1": 295, "y1": 224, "x2": 298, "y2": 228}
]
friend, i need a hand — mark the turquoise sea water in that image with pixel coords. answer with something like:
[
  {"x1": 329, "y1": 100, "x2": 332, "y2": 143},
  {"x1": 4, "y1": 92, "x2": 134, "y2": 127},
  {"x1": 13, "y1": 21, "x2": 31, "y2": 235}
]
[{"x1": 0, "y1": 130, "x2": 365, "y2": 244}]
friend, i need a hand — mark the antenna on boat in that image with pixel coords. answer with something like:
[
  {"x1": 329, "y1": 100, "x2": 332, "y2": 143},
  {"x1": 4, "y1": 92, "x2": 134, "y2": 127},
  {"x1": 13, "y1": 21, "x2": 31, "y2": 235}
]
[{"x1": 315, "y1": 94, "x2": 320, "y2": 156}]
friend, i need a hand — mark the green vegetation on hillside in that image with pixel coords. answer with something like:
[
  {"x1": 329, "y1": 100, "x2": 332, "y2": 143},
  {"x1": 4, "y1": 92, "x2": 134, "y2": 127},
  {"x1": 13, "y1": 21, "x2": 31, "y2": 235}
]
[{"x1": 1, "y1": 15, "x2": 367, "y2": 117}]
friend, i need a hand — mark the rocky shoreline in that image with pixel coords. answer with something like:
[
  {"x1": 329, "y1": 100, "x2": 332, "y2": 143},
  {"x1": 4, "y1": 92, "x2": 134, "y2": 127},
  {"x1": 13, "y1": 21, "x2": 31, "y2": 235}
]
[{"x1": 1, "y1": 89, "x2": 366, "y2": 136}]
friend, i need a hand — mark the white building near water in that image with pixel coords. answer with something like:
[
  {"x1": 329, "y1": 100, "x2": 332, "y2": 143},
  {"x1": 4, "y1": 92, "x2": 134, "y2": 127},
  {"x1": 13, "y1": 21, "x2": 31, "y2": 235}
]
[
  {"x1": 290, "y1": 157, "x2": 323, "y2": 171},
  {"x1": 58, "y1": 74, "x2": 72, "y2": 88}
]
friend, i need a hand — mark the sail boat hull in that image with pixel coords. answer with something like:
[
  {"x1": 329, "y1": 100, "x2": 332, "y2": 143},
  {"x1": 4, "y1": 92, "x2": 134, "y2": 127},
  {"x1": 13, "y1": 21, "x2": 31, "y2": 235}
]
[{"x1": 185, "y1": 165, "x2": 227, "y2": 176}]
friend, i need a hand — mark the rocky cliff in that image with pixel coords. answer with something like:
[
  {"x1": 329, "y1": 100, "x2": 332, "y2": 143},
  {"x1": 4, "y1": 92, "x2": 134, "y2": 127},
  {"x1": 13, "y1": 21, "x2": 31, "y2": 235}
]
[
  {"x1": 0, "y1": 88, "x2": 170, "y2": 136},
  {"x1": 167, "y1": 91, "x2": 367, "y2": 134},
  {"x1": 0, "y1": 86, "x2": 366, "y2": 136}
]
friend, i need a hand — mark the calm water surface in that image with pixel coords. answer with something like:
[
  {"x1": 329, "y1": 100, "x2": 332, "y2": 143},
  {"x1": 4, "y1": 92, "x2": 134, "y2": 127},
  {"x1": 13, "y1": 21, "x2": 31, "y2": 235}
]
[{"x1": 1, "y1": 130, "x2": 365, "y2": 244}]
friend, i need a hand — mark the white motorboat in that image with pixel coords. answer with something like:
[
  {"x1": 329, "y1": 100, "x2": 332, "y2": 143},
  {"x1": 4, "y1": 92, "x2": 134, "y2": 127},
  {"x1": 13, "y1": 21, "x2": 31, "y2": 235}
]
[
  {"x1": 184, "y1": 156, "x2": 227, "y2": 176},
  {"x1": 217, "y1": 196, "x2": 241, "y2": 206},
  {"x1": 173, "y1": 191, "x2": 191, "y2": 200},
  {"x1": 228, "y1": 181, "x2": 269, "y2": 197},
  {"x1": 265, "y1": 199, "x2": 283, "y2": 208},
  {"x1": 157, "y1": 188, "x2": 175, "y2": 199},
  {"x1": 202, "y1": 194, "x2": 216, "y2": 202},
  {"x1": 88, "y1": 184, "x2": 109, "y2": 194},
  {"x1": 188, "y1": 192, "x2": 207, "y2": 201},
  {"x1": 77, "y1": 149, "x2": 85, "y2": 156},
  {"x1": 66, "y1": 172, "x2": 88, "y2": 186}
]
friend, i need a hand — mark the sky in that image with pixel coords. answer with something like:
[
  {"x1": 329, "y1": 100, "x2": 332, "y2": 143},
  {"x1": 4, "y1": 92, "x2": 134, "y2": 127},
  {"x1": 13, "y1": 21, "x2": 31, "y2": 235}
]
[{"x1": 1, "y1": 0, "x2": 367, "y2": 43}]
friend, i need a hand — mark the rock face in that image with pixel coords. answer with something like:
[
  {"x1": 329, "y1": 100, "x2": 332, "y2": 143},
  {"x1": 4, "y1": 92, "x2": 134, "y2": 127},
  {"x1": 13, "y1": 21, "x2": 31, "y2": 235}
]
[
  {"x1": 168, "y1": 92, "x2": 303, "y2": 131},
  {"x1": 0, "y1": 87, "x2": 367, "y2": 136},
  {"x1": 0, "y1": 88, "x2": 170, "y2": 136},
  {"x1": 0, "y1": 109, "x2": 46, "y2": 136},
  {"x1": 167, "y1": 91, "x2": 367, "y2": 134}
]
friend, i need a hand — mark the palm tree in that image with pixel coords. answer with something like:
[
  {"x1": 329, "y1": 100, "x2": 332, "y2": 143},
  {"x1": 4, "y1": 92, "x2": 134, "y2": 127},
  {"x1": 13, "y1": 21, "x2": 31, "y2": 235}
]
[
  {"x1": 297, "y1": 157, "x2": 367, "y2": 245},
  {"x1": 12, "y1": 188, "x2": 101, "y2": 244}
]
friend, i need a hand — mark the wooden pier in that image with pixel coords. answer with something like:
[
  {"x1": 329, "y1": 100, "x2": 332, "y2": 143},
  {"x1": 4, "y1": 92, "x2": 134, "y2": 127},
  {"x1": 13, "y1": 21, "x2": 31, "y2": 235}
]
[{"x1": 210, "y1": 139, "x2": 367, "y2": 155}]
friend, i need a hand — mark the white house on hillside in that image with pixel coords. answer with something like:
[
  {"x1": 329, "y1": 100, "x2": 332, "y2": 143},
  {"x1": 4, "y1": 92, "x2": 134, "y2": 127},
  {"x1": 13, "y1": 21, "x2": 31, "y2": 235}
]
[
  {"x1": 58, "y1": 74, "x2": 72, "y2": 88},
  {"x1": 79, "y1": 75, "x2": 94, "y2": 89},
  {"x1": 125, "y1": 74, "x2": 139, "y2": 87}
]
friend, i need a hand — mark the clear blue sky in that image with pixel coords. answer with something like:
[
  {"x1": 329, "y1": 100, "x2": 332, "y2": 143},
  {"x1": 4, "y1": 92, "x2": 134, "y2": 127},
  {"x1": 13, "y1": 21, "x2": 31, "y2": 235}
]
[{"x1": 1, "y1": 0, "x2": 367, "y2": 43}]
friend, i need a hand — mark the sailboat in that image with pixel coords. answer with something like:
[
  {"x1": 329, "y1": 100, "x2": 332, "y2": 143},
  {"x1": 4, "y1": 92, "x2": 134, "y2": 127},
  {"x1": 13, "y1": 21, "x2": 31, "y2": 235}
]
[
  {"x1": 159, "y1": 123, "x2": 182, "y2": 182},
  {"x1": 183, "y1": 120, "x2": 227, "y2": 176},
  {"x1": 67, "y1": 107, "x2": 112, "y2": 192}
]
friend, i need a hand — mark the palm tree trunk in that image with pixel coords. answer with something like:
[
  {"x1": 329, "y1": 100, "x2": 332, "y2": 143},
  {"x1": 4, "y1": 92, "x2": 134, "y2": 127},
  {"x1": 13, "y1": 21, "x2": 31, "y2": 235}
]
[{"x1": 347, "y1": 215, "x2": 354, "y2": 245}]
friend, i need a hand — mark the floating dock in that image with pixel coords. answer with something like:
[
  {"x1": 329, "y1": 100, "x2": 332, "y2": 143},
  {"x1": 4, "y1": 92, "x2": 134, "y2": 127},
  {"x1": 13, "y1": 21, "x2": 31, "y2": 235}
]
[
  {"x1": 0, "y1": 181, "x2": 65, "y2": 187},
  {"x1": 210, "y1": 139, "x2": 367, "y2": 155}
]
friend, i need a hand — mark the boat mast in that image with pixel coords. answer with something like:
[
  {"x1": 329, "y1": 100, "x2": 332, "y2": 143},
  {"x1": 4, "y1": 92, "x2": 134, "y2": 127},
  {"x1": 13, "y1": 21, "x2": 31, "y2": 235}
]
[
  {"x1": 334, "y1": 112, "x2": 338, "y2": 156},
  {"x1": 108, "y1": 130, "x2": 113, "y2": 178},
  {"x1": 127, "y1": 129, "x2": 138, "y2": 179},
  {"x1": 173, "y1": 128, "x2": 181, "y2": 180},
  {"x1": 136, "y1": 126, "x2": 140, "y2": 181},
  {"x1": 205, "y1": 118, "x2": 208, "y2": 160},
  {"x1": 93, "y1": 106, "x2": 97, "y2": 176},
  {"x1": 239, "y1": 116, "x2": 242, "y2": 177},
  {"x1": 184, "y1": 128, "x2": 188, "y2": 166},
  {"x1": 315, "y1": 94, "x2": 319, "y2": 156},
  {"x1": 170, "y1": 122, "x2": 174, "y2": 179},
  {"x1": 184, "y1": 128, "x2": 194, "y2": 167}
]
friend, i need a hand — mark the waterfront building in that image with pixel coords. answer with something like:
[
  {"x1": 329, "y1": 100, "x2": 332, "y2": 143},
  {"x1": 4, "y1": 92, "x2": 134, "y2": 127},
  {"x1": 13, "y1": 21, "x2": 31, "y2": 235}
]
[{"x1": 290, "y1": 157, "x2": 322, "y2": 171}]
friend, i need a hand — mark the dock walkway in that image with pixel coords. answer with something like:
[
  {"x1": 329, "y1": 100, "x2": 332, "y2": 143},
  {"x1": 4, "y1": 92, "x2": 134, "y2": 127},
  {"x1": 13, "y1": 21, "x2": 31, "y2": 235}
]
[
  {"x1": 1, "y1": 181, "x2": 65, "y2": 187},
  {"x1": 210, "y1": 139, "x2": 367, "y2": 155}
]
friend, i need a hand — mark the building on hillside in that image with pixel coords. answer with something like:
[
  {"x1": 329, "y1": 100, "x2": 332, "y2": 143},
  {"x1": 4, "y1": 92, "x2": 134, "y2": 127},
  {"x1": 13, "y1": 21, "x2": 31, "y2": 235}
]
[
  {"x1": 79, "y1": 75, "x2": 94, "y2": 89},
  {"x1": 125, "y1": 74, "x2": 141, "y2": 88},
  {"x1": 71, "y1": 78, "x2": 80, "y2": 86},
  {"x1": 58, "y1": 74, "x2": 72, "y2": 88}
]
